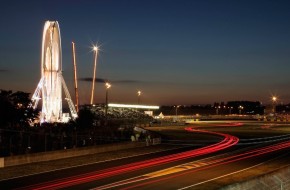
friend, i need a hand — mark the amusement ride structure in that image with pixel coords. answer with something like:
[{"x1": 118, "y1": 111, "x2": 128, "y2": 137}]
[{"x1": 32, "y1": 21, "x2": 77, "y2": 123}]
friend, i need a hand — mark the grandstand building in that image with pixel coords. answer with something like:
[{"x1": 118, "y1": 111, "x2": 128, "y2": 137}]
[{"x1": 80, "y1": 103, "x2": 159, "y2": 120}]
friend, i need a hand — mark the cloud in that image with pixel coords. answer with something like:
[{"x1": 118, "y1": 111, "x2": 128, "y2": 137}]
[
  {"x1": 79, "y1": 77, "x2": 106, "y2": 83},
  {"x1": 79, "y1": 77, "x2": 143, "y2": 84},
  {"x1": 113, "y1": 80, "x2": 141, "y2": 84},
  {"x1": 79, "y1": 77, "x2": 194, "y2": 88}
]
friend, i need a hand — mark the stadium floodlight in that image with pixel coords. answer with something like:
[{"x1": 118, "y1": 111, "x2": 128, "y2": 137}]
[
  {"x1": 272, "y1": 96, "x2": 277, "y2": 113},
  {"x1": 105, "y1": 82, "x2": 111, "y2": 89},
  {"x1": 137, "y1": 90, "x2": 141, "y2": 104}
]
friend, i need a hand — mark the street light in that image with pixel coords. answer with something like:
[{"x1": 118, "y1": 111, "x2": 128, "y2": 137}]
[
  {"x1": 174, "y1": 105, "x2": 180, "y2": 117},
  {"x1": 90, "y1": 45, "x2": 98, "y2": 105},
  {"x1": 105, "y1": 82, "x2": 111, "y2": 116},
  {"x1": 229, "y1": 106, "x2": 233, "y2": 115},
  {"x1": 239, "y1": 105, "x2": 244, "y2": 115},
  {"x1": 272, "y1": 96, "x2": 277, "y2": 113},
  {"x1": 137, "y1": 90, "x2": 141, "y2": 104},
  {"x1": 216, "y1": 106, "x2": 220, "y2": 115}
]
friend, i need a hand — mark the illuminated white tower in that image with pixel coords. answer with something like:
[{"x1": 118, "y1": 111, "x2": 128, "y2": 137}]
[{"x1": 32, "y1": 21, "x2": 77, "y2": 123}]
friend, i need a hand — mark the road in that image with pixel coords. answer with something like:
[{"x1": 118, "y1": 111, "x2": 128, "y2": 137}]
[{"x1": 1, "y1": 122, "x2": 290, "y2": 189}]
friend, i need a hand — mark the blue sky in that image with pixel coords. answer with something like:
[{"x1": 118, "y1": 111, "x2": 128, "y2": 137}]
[{"x1": 1, "y1": 0, "x2": 290, "y2": 105}]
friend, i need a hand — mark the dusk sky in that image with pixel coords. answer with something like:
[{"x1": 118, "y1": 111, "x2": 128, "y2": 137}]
[{"x1": 1, "y1": 0, "x2": 290, "y2": 105}]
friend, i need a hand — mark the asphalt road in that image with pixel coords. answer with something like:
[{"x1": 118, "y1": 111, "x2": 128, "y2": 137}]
[
  {"x1": 103, "y1": 148, "x2": 290, "y2": 190},
  {"x1": 0, "y1": 145, "x2": 200, "y2": 189},
  {"x1": 1, "y1": 122, "x2": 290, "y2": 190}
]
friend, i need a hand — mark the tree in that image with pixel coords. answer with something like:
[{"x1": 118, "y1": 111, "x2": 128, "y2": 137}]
[
  {"x1": 76, "y1": 108, "x2": 94, "y2": 128},
  {"x1": 0, "y1": 90, "x2": 14, "y2": 127},
  {"x1": 0, "y1": 89, "x2": 39, "y2": 128}
]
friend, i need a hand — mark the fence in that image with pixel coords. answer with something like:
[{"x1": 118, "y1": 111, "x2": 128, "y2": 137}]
[
  {"x1": 0, "y1": 126, "x2": 136, "y2": 157},
  {"x1": 0, "y1": 141, "x2": 146, "y2": 167}
]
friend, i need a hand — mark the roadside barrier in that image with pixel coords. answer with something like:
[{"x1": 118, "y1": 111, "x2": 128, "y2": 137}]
[{"x1": 0, "y1": 141, "x2": 146, "y2": 168}]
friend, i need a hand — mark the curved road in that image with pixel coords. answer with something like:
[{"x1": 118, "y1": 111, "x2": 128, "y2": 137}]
[{"x1": 1, "y1": 122, "x2": 290, "y2": 189}]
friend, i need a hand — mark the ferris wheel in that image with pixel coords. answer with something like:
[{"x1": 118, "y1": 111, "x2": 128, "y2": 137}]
[{"x1": 32, "y1": 21, "x2": 77, "y2": 123}]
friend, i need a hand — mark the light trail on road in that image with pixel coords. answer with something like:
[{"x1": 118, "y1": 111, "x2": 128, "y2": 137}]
[
  {"x1": 238, "y1": 133, "x2": 290, "y2": 145},
  {"x1": 116, "y1": 131, "x2": 290, "y2": 190},
  {"x1": 16, "y1": 127, "x2": 239, "y2": 190},
  {"x1": 209, "y1": 122, "x2": 243, "y2": 127}
]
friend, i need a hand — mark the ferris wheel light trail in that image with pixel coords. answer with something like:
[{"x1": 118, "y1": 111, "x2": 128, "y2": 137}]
[
  {"x1": 90, "y1": 45, "x2": 98, "y2": 105},
  {"x1": 31, "y1": 21, "x2": 77, "y2": 123}
]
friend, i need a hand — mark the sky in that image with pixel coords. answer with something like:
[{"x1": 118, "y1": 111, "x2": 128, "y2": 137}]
[{"x1": 0, "y1": 0, "x2": 290, "y2": 105}]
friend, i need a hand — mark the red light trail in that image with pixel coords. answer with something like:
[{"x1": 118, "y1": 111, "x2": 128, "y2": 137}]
[
  {"x1": 16, "y1": 127, "x2": 238, "y2": 190},
  {"x1": 208, "y1": 122, "x2": 243, "y2": 127},
  {"x1": 119, "y1": 135, "x2": 290, "y2": 190}
]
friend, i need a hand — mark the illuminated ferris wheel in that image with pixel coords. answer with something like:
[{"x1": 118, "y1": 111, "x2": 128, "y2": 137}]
[{"x1": 32, "y1": 21, "x2": 77, "y2": 123}]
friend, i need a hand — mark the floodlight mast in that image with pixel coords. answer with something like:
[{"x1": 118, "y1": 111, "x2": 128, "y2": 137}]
[{"x1": 32, "y1": 21, "x2": 77, "y2": 123}]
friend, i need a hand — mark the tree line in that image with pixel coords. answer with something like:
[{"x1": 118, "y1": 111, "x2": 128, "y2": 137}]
[{"x1": 0, "y1": 89, "x2": 145, "y2": 156}]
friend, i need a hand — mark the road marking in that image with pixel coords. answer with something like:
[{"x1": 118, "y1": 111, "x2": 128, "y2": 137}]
[
  {"x1": 143, "y1": 160, "x2": 218, "y2": 178},
  {"x1": 93, "y1": 148, "x2": 246, "y2": 190},
  {"x1": 144, "y1": 168, "x2": 186, "y2": 177},
  {"x1": 94, "y1": 146, "x2": 290, "y2": 190},
  {"x1": 177, "y1": 164, "x2": 264, "y2": 190},
  {"x1": 177, "y1": 154, "x2": 290, "y2": 190}
]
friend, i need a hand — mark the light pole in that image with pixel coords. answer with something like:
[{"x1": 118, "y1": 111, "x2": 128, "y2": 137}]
[
  {"x1": 239, "y1": 105, "x2": 244, "y2": 115},
  {"x1": 105, "y1": 82, "x2": 111, "y2": 117},
  {"x1": 90, "y1": 46, "x2": 98, "y2": 105},
  {"x1": 137, "y1": 90, "x2": 141, "y2": 104},
  {"x1": 229, "y1": 106, "x2": 233, "y2": 115},
  {"x1": 272, "y1": 96, "x2": 277, "y2": 113},
  {"x1": 216, "y1": 106, "x2": 220, "y2": 115},
  {"x1": 175, "y1": 105, "x2": 180, "y2": 117}
]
